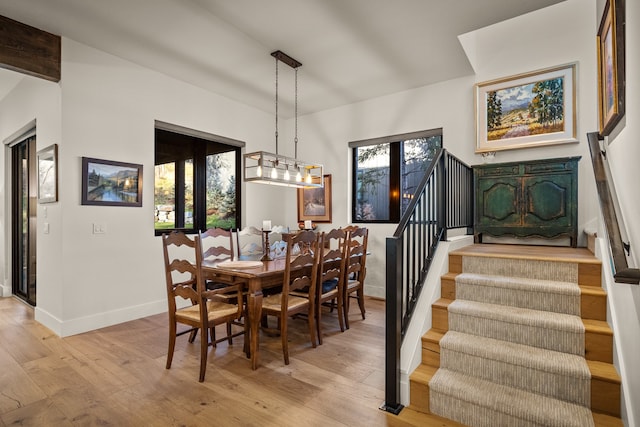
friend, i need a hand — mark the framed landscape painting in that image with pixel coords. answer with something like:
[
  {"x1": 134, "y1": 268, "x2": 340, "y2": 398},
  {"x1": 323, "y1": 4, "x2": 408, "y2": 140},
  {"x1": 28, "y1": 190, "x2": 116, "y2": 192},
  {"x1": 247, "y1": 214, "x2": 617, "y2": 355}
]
[
  {"x1": 81, "y1": 157, "x2": 143, "y2": 207},
  {"x1": 597, "y1": 0, "x2": 625, "y2": 137},
  {"x1": 297, "y1": 174, "x2": 332, "y2": 223},
  {"x1": 475, "y1": 64, "x2": 577, "y2": 153}
]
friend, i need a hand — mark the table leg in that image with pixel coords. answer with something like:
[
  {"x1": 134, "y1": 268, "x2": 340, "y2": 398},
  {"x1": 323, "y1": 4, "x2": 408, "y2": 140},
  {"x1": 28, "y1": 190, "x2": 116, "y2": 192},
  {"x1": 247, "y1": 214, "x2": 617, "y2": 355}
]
[{"x1": 247, "y1": 282, "x2": 263, "y2": 370}]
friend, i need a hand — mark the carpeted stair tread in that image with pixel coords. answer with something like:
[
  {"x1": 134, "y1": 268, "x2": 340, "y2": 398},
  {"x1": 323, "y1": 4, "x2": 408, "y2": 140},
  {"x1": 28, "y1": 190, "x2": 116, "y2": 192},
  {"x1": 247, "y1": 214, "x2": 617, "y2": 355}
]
[
  {"x1": 440, "y1": 331, "x2": 590, "y2": 405},
  {"x1": 461, "y1": 255, "x2": 578, "y2": 283},
  {"x1": 455, "y1": 273, "x2": 580, "y2": 315},
  {"x1": 448, "y1": 299, "x2": 585, "y2": 355},
  {"x1": 429, "y1": 368, "x2": 595, "y2": 427}
]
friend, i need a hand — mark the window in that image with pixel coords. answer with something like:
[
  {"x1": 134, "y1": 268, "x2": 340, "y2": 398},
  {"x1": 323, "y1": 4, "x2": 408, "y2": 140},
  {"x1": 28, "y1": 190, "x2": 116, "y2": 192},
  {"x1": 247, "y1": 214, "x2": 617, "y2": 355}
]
[
  {"x1": 154, "y1": 123, "x2": 243, "y2": 235},
  {"x1": 350, "y1": 128, "x2": 442, "y2": 223}
]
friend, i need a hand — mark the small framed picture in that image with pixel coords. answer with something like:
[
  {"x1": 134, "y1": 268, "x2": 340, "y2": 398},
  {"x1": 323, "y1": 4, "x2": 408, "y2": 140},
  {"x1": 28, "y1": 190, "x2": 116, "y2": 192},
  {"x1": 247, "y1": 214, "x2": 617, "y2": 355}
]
[
  {"x1": 81, "y1": 157, "x2": 143, "y2": 207},
  {"x1": 475, "y1": 63, "x2": 577, "y2": 153},
  {"x1": 37, "y1": 144, "x2": 58, "y2": 203},
  {"x1": 297, "y1": 174, "x2": 332, "y2": 223}
]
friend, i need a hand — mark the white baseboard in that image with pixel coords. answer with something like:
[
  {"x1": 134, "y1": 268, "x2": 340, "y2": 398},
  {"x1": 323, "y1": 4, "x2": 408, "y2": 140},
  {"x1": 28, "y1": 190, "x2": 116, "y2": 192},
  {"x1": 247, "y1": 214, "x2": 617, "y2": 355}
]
[
  {"x1": 35, "y1": 299, "x2": 167, "y2": 337},
  {"x1": 0, "y1": 283, "x2": 10, "y2": 298}
]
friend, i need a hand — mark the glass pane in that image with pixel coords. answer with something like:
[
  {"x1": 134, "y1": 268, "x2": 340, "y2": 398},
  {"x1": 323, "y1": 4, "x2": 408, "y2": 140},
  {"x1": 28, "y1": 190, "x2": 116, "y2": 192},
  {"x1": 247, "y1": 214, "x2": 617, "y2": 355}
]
[
  {"x1": 355, "y1": 144, "x2": 390, "y2": 221},
  {"x1": 205, "y1": 151, "x2": 236, "y2": 229},
  {"x1": 401, "y1": 136, "x2": 442, "y2": 214},
  {"x1": 154, "y1": 162, "x2": 176, "y2": 230}
]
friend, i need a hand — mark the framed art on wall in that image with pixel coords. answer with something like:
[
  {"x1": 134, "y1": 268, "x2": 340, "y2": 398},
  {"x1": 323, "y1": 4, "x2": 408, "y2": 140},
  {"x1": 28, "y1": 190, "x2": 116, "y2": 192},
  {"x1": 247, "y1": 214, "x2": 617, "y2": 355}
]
[
  {"x1": 597, "y1": 0, "x2": 625, "y2": 137},
  {"x1": 81, "y1": 157, "x2": 143, "y2": 207},
  {"x1": 297, "y1": 174, "x2": 332, "y2": 223},
  {"x1": 37, "y1": 144, "x2": 58, "y2": 203},
  {"x1": 475, "y1": 63, "x2": 577, "y2": 153}
]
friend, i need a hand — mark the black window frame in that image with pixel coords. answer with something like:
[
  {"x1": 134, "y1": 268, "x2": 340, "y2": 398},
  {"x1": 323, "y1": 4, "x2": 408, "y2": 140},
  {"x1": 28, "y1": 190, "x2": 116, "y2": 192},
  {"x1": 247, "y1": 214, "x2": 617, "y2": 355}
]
[
  {"x1": 154, "y1": 121, "x2": 244, "y2": 236},
  {"x1": 349, "y1": 128, "x2": 443, "y2": 224}
]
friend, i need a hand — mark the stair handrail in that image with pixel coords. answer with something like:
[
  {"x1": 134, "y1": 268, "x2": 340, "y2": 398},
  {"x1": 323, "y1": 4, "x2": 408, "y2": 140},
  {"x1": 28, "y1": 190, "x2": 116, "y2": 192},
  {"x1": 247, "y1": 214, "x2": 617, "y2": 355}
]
[
  {"x1": 381, "y1": 149, "x2": 474, "y2": 414},
  {"x1": 587, "y1": 132, "x2": 640, "y2": 284}
]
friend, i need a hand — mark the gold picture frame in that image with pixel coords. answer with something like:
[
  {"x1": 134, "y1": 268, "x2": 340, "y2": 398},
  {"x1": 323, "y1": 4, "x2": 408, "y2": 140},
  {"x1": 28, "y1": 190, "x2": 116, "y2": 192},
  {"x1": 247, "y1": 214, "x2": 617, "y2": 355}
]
[
  {"x1": 597, "y1": 0, "x2": 625, "y2": 137},
  {"x1": 297, "y1": 174, "x2": 332, "y2": 223}
]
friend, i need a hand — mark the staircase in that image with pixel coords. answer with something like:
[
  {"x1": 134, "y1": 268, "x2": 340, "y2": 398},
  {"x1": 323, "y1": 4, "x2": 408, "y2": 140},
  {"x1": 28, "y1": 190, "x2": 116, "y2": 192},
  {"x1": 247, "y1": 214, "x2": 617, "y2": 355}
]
[{"x1": 399, "y1": 244, "x2": 622, "y2": 427}]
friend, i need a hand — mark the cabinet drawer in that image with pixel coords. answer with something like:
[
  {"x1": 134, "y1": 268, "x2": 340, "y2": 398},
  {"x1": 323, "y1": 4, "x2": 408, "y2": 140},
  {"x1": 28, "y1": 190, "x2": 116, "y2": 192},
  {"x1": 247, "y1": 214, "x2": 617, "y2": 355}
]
[
  {"x1": 525, "y1": 161, "x2": 574, "y2": 175},
  {"x1": 475, "y1": 164, "x2": 520, "y2": 178}
]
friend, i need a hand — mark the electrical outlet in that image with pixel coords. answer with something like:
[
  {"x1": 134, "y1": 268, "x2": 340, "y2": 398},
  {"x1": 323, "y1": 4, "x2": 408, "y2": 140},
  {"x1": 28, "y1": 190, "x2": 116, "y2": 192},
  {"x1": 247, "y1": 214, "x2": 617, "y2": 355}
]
[
  {"x1": 44, "y1": 222, "x2": 50, "y2": 234},
  {"x1": 93, "y1": 223, "x2": 106, "y2": 234}
]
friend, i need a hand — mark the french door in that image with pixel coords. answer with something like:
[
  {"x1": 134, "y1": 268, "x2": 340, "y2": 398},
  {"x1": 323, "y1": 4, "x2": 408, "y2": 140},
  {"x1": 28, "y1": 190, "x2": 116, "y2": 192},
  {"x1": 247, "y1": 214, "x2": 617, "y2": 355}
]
[{"x1": 11, "y1": 136, "x2": 37, "y2": 305}]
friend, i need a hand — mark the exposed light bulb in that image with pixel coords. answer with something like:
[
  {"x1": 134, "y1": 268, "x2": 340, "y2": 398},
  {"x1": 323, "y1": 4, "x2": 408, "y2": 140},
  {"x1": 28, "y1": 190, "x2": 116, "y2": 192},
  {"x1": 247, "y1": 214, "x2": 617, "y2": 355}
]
[
  {"x1": 305, "y1": 173, "x2": 312, "y2": 184},
  {"x1": 256, "y1": 165, "x2": 262, "y2": 177},
  {"x1": 271, "y1": 167, "x2": 278, "y2": 179},
  {"x1": 296, "y1": 170, "x2": 302, "y2": 182},
  {"x1": 284, "y1": 169, "x2": 290, "y2": 181}
]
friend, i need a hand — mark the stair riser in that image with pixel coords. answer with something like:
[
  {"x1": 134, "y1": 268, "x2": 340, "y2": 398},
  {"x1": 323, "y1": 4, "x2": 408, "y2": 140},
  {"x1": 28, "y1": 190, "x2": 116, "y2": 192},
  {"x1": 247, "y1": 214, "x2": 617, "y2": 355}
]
[
  {"x1": 581, "y1": 291, "x2": 607, "y2": 321},
  {"x1": 592, "y1": 378, "x2": 621, "y2": 417},
  {"x1": 432, "y1": 305, "x2": 448, "y2": 331},
  {"x1": 579, "y1": 263, "x2": 602, "y2": 287},
  {"x1": 410, "y1": 379, "x2": 431, "y2": 414},
  {"x1": 441, "y1": 277, "x2": 456, "y2": 299},
  {"x1": 421, "y1": 346, "x2": 440, "y2": 369},
  {"x1": 585, "y1": 331, "x2": 613, "y2": 363},
  {"x1": 440, "y1": 348, "x2": 590, "y2": 406}
]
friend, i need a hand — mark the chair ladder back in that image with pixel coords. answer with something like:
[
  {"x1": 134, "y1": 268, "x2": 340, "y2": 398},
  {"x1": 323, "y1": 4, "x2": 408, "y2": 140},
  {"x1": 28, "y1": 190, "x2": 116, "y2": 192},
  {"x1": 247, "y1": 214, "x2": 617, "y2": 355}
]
[
  {"x1": 319, "y1": 229, "x2": 347, "y2": 291},
  {"x1": 200, "y1": 228, "x2": 234, "y2": 262},
  {"x1": 283, "y1": 231, "x2": 320, "y2": 296}
]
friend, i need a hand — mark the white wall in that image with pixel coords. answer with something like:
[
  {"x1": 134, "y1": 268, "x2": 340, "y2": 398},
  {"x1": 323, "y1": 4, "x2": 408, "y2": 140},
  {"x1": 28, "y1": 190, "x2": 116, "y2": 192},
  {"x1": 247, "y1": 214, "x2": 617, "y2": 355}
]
[
  {"x1": 0, "y1": 38, "x2": 288, "y2": 336},
  {"x1": 0, "y1": 76, "x2": 62, "y2": 309},
  {"x1": 594, "y1": 0, "x2": 640, "y2": 425}
]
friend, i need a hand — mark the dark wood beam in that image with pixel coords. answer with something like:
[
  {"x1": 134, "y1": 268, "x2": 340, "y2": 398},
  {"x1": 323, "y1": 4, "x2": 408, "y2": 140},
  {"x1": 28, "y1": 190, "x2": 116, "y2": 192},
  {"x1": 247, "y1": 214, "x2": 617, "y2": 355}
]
[{"x1": 0, "y1": 15, "x2": 61, "y2": 82}]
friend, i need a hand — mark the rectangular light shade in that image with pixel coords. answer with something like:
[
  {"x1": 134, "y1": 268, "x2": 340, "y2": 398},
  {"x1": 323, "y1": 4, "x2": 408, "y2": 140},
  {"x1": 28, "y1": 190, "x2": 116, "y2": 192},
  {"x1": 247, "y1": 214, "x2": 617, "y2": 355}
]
[{"x1": 244, "y1": 151, "x2": 323, "y2": 188}]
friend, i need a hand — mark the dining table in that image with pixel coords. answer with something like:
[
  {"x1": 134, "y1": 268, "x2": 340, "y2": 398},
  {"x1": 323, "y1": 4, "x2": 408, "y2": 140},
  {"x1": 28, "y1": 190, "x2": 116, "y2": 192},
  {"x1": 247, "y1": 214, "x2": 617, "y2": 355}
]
[{"x1": 200, "y1": 256, "x2": 290, "y2": 370}]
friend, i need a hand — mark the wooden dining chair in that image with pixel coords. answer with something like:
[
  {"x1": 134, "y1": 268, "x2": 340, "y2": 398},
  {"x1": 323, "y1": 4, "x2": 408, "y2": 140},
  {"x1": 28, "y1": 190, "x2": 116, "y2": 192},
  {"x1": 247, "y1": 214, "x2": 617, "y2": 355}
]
[
  {"x1": 268, "y1": 225, "x2": 289, "y2": 259},
  {"x1": 162, "y1": 231, "x2": 244, "y2": 382},
  {"x1": 344, "y1": 226, "x2": 368, "y2": 329},
  {"x1": 199, "y1": 227, "x2": 245, "y2": 346},
  {"x1": 260, "y1": 230, "x2": 320, "y2": 364},
  {"x1": 235, "y1": 225, "x2": 264, "y2": 258},
  {"x1": 200, "y1": 227, "x2": 234, "y2": 263},
  {"x1": 315, "y1": 228, "x2": 347, "y2": 344}
]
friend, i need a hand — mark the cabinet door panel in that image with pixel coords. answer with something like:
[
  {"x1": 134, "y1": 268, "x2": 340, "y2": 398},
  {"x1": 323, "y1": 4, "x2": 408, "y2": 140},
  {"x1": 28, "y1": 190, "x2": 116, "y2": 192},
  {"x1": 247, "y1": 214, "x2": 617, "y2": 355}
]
[
  {"x1": 476, "y1": 178, "x2": 521, "y2": 226},
  {"x1": 523, "y1": 174, "x2": 573, "y2": 226}
]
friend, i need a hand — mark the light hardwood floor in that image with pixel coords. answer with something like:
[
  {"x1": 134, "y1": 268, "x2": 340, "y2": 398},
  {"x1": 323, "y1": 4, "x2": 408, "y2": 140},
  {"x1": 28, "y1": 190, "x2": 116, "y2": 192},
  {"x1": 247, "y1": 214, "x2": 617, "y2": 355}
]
[{"x1": 0, "y1": 296, "x2": 394, "y2": 426}]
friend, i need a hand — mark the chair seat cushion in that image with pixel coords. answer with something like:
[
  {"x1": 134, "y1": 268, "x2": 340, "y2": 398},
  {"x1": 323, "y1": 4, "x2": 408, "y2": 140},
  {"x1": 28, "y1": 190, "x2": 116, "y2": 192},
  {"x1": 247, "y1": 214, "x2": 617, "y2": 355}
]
[
  {"x1": 320, "y1": 278, "x2": 339, "y2": 294},
  {"x1": 262, "y1": 294, "x2": 309, "y2": 312},
  {"x1": 346, "y1": 279, "x2": 361, "y2": 290},
  {"x1": 175, "y1": 301, "x2": 239, "y2": 323}
]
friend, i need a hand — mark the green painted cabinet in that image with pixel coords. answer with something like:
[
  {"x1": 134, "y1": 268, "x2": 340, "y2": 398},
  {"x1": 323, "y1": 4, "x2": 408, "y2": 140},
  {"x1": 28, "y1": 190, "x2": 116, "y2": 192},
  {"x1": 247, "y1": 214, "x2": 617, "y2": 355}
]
[{"x1": 474, "y1": 157, "x2": 580, "y2": 247}]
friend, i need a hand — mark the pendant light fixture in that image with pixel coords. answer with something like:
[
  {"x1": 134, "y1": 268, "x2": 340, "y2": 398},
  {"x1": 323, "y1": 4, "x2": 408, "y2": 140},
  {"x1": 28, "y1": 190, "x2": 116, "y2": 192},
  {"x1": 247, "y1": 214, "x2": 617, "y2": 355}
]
[{"x1": 244, "y1": 50, "x2": 323, "y2": 188}]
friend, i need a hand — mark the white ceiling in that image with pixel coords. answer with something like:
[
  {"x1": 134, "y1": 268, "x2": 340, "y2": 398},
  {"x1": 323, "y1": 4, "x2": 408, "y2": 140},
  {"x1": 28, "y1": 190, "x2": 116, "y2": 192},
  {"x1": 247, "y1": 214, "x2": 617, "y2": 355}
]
[{"x1": 0, "y1": 0, "x2": 564, "y2": 117}]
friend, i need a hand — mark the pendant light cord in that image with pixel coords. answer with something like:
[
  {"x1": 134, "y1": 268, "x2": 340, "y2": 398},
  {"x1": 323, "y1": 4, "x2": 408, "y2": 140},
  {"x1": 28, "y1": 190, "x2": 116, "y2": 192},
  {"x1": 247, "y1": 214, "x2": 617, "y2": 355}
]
[
  {"x1": 275, "y1": 56, "x2": 279, "y2": 156},
  {"x1": 294, "y1": 67, "x2": 298, "y2": 159}
]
